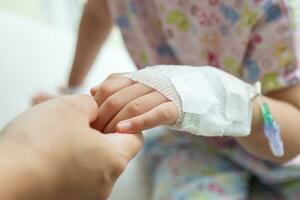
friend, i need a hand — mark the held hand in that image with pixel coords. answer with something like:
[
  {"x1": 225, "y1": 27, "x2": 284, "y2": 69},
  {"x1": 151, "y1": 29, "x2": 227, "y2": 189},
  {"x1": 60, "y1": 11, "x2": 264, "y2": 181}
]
[
  {"x1": 91, "y1": 74, "x2": 179, "y2": 133},
  {"x1": 0, "y1": 95, "x2": 143, "y2": 200}
]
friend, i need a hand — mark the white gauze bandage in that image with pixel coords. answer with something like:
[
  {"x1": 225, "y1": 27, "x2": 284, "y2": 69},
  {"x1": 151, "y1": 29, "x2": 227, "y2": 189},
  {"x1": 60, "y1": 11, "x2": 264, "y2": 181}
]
[{"x1": 123, "y1": 65, "x2": 260, "y2": 137}]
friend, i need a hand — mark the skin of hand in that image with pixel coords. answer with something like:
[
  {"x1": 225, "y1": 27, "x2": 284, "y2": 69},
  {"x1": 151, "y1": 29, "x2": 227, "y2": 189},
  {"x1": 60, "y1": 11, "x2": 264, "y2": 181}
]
[
  {"x1": 236, "y1": 83, "x2": 300, "y2": 164},
  {"x1": 0, "y1": 95, "x2": 143, "y2": 200},
  {"x1": 92, "y1": 73, "x2": 300, "y2": 164},
  {"x1": 32, "y1": 92, "x2": 54, "y2": 105},
  {"x1": 91, "y1": 74, "x2": 179, "y2": 133}
]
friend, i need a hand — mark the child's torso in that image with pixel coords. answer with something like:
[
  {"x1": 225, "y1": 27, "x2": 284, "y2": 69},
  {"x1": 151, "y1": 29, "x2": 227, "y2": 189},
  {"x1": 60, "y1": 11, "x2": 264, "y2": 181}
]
[{"x1": 109, "y1": 0, "x2": 300, "y2": 93}]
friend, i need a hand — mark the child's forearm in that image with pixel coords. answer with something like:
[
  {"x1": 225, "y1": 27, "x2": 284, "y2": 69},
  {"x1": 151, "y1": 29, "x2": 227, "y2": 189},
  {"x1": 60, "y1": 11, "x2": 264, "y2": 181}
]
[
  {"x1": 235, "y1": 84, "x2": 300, "y2": 164},
  {"x1": 68, "y1": 0, "x2": 113, "y2": 87}
]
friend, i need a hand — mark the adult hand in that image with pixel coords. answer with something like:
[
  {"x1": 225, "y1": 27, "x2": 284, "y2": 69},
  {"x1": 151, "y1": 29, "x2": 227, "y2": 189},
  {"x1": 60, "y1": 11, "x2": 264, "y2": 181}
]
[
  {"x1": 31, "y1": 92, "x2": 55, "y2": 105},
  {"x1": 0, "y1": 95, "x2": 143, "y2": 200},
  {"x1": 91, "y1": 74, "x2": 179, "y2": 133}
]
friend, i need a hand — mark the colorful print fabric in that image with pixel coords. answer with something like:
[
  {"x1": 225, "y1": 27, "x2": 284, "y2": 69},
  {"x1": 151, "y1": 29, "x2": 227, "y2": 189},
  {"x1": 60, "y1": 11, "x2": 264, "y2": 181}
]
[
  {"x1": 108, "y1": 0, "x2": 300, "y2": 199},
  {"x1": 143, "y1": 132, "x2": 300, "y2": 199},
  {"x1": 109, "y1": 0, "x2": 300, "y2": 93}
]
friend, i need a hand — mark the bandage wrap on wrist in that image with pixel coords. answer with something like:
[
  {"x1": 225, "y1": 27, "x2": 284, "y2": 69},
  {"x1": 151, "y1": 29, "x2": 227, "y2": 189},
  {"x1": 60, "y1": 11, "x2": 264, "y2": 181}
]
[
  {"x1": 122, "y1": 67, "x2": 184, "y2": 121},
  {"x1": 123, "y1": 65, "x2": 259, "y2": 137}
]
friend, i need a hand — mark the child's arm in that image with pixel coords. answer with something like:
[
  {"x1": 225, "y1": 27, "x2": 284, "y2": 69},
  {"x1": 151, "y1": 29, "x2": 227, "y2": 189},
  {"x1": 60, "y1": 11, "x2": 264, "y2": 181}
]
[
  {"x1": 31, "y1": 0, "x2": 112, "y2": 105},
  {"x1": 236, "y1": 84, "x2": 300, "y2": 164},
  {"x1": 68, "y1": 0, "x2": 113, "y2": 87},
  {"x1": 91, "y1": 67, "x2": 300, "y2": 165}
]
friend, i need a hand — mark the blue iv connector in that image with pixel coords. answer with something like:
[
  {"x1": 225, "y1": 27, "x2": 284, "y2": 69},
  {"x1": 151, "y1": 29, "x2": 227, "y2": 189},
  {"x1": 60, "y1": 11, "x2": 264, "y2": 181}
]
[{"x1": 261, "y1": 102, "x2": 284, "y2": 157}]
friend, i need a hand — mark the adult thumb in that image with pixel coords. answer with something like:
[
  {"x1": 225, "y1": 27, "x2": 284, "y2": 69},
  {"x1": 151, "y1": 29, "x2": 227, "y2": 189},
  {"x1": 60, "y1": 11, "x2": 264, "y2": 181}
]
[{"x1": 106, "y1": 133, "x2": 144, "y2": 161}]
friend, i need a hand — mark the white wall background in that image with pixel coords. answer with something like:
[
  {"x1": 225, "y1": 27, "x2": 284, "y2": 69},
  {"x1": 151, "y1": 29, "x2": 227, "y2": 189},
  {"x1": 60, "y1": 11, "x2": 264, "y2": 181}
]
[{"x1": 0, "y1": 0, "x2": 84, "y2": 31}]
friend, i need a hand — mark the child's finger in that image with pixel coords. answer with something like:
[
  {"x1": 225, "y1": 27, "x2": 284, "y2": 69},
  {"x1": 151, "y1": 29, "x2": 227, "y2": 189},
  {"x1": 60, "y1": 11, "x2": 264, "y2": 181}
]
[
  {"x1": 90, "y1": 85, "x2": 100, "y2": 97},
  {"x1": 90, "y1": 73, "x2": 127, "y2": 96},
  {"x1": 92, "y1": 83, "x2": 154, "y2": 132},
  {"x1": 103, "y1": 91, "x2": 169, "y2": 133},
  {"x1": 117, "y1": 102, "x2": 178, "y2": 133},
  {"x1": 93, "y1": 77, "x2": 135, "y2": 106}
]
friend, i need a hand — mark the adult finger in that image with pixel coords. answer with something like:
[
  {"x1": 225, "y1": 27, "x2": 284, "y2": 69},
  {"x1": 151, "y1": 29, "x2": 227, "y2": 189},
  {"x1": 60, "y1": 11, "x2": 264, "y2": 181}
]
[
  {"x1": 117, "y1": 102, "x2": 178, "y2": 133},
  {"x1": 31, "y1": 93, "x2": 55, "y2": 105},
  {"x1": 103, "y1": 91, "x2": 169, "y2": 133},
  {"x1": 92, "y1": 83, "x2": 154, "y2": 132},
  {"x1": 53, "y1": 95, "x2": 99, "y2": 124}
]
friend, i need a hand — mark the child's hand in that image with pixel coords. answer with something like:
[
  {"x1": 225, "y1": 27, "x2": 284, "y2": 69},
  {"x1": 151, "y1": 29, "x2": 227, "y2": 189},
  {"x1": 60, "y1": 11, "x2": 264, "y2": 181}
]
[{"x1": 91, "y1": 74, "x2": 179, "y2": 133}]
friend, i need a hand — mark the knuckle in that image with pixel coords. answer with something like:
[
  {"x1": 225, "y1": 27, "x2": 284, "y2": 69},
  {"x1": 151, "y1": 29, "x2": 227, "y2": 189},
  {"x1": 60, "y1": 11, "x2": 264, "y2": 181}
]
[
  {"x1": 105, "y1": 97, "x2": 121, "y2": 109},
  {"x1": 158, "y1": 108, "x2": 171, "y2": 122},
  {"x1": 106, "y1": 73, "x2": 119, "y2": 80},
  {"x1": 138, "y1": 117, "x2": 147, "y2": 128},
  {"x1": 132, "y1": 116, "x2": 149, "y2": 131},
  {"x1": 98, "y1": 83, "x2": 114, "y2": 97},
  {"x1": 126, "y1": 101, "x2": 142, "y2": 115}
]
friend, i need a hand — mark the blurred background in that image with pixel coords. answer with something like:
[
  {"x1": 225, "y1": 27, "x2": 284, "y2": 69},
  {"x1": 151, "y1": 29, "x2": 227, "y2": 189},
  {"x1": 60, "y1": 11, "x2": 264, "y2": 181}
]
[
  {"x1": 0, "y1": 1, "x2": 150, "y2": 199},
  {"x1": 0, "y1": 0, "x2": 84, "y2": 31},
  {"x1": 0, "y1": 0, "x2": 136, "y2": 128}
]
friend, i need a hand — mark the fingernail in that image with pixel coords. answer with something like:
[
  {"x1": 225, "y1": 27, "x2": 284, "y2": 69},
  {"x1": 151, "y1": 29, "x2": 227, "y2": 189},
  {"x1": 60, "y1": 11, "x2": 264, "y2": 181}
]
[{"x1": 117, "y1": 121, "x2": 133, "y2": 132}]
